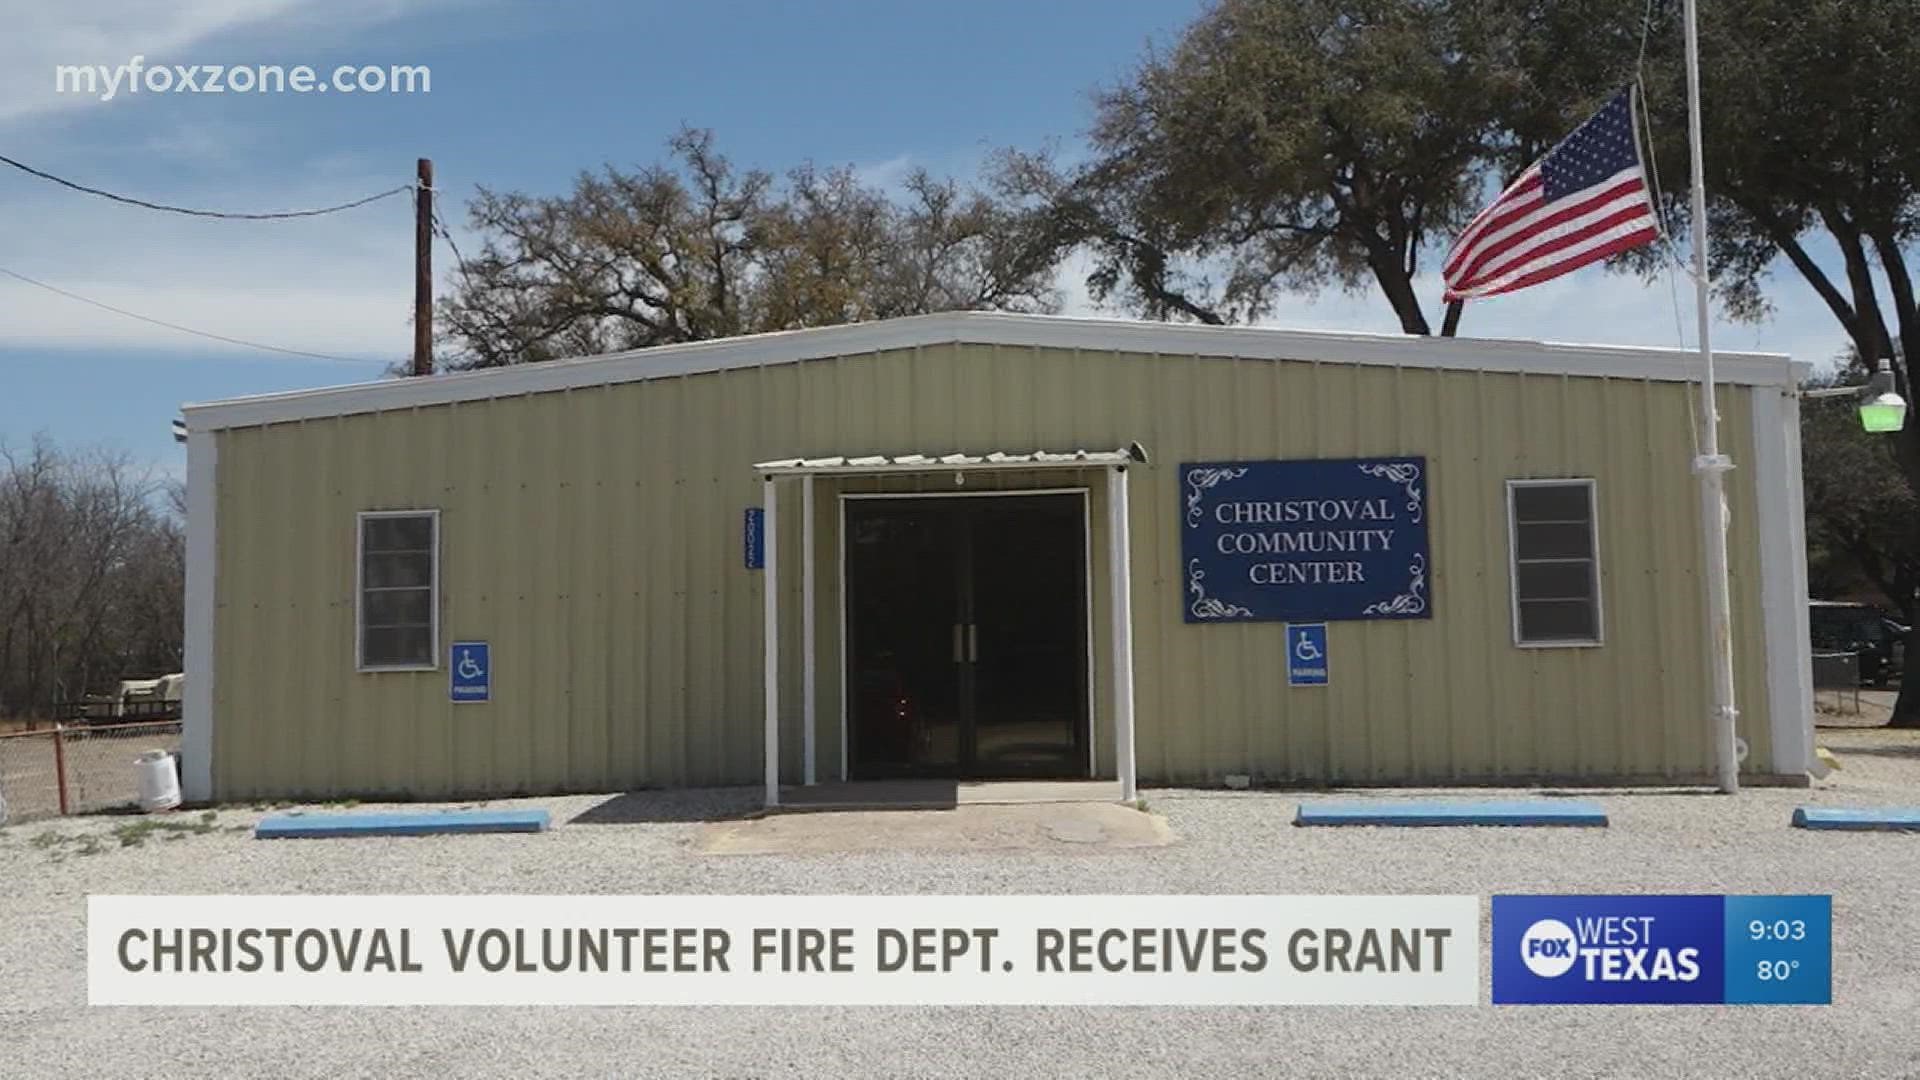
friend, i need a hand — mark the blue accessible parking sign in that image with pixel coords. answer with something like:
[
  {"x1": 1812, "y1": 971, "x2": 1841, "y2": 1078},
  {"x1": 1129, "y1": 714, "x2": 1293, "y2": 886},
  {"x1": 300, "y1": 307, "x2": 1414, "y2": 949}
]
[
  {"x1": 450, "y1": 641, "x2": 489, "y2": 703},
  {"x1": 1286, "y1": 623, "x2": 1327, "y2": 686}
]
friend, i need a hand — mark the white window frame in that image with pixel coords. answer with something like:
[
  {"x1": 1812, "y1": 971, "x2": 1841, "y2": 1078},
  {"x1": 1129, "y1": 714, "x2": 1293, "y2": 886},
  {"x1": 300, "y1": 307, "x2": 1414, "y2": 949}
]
[
  {"x1": 1505, "y1": 479, "x2": 1604, "y2": 649},
  {"x1": 355, "y1": 508, "x2": 440, "y2": 671}
]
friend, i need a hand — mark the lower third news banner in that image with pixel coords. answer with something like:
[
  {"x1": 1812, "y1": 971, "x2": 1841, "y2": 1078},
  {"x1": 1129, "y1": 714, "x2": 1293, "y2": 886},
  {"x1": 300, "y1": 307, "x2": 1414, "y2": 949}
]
[
  {"x1": 1492, "y1": 894, "x2": 1833, "y2": 1005},
  {"x1": 89, "y1": 894, "x2": 1477, "y2": 1006}
]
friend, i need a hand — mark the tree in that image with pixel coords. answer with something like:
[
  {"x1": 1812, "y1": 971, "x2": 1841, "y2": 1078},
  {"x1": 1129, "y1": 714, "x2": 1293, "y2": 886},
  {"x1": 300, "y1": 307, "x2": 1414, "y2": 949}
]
[
  {"x1": 0, "y1": 436, "x2": 182, "y2": 720},
  {"x1": 1800, "y1": 363, "x2": 1920, "y2": 615},
  {"x1": 995, "y1": 0, "x2": 1519, "y2": 334},
  {"x1": 1492, "y1": 0, "x2": 1920, "y2": 722},
  {"x1": 1636, "y1": 0, "x2": 1920, "y2": 722},
  {"x1": 438, "y1": 129, "x2": 1060, "y2": 368}
]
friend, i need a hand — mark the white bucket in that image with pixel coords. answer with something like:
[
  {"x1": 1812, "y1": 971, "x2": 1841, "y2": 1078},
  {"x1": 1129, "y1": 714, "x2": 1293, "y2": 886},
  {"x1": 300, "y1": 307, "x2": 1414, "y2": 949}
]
[{"x1": 136, "y1": 749, "x2": 182, "y2": 813}]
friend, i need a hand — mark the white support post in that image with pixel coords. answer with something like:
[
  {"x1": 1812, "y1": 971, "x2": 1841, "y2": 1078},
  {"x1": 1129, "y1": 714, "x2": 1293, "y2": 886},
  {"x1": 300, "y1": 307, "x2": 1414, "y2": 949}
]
[
  {"x1": 1107, "y1": 466, "x2": 1139, "y2": 803},
  {"x1": 1752, "y1": 387, "x2": 1814, "y2": 777},
  {"x1": 181, "y1": 428, "x2": 217, "y2": 803},
  {"x1": 801, "y1": 475, "x2": 817, "y2": 786},
  {"x1": 762, "y1": 476, "x2": 780, "y2": 807}
]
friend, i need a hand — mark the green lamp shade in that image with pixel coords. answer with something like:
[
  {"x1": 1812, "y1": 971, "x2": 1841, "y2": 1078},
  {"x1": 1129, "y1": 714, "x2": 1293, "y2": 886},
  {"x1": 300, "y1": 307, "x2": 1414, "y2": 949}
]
[{"x1": 1859, "y1": 393, "x2": 1908, "y2": 433}]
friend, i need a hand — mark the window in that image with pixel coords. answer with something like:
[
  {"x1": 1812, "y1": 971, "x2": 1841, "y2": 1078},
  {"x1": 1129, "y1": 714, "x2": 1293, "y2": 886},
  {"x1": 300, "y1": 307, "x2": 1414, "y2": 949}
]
[
  {"x1": 357, "y1": 510, "x2": 438, "y2": 669},
  {"x1": 1506, "y1": 480, "x2": 1601, "y2": 646}
]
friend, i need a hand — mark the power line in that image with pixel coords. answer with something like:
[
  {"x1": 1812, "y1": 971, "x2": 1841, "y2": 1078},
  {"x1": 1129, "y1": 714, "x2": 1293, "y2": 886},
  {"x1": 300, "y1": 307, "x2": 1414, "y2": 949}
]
[
  {"x1": 0, "y1": 153, "x2": 412, "y2": 220},
  {"x1": 430, "y1": 199, "x2": 480, "y2": 294},
  {"x1": 0, "y1": 265, "x2": 392, "y2": 366},
  {"x1": 432, "y1": 198, "x2": 499, "y2": 321}
]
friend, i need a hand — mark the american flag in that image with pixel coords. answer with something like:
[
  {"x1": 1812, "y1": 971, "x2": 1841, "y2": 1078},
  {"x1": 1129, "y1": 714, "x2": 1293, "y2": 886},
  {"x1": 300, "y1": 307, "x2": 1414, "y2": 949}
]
[{"x1": 1441, "y1": 90, "x2": 1660, "y2": 301}]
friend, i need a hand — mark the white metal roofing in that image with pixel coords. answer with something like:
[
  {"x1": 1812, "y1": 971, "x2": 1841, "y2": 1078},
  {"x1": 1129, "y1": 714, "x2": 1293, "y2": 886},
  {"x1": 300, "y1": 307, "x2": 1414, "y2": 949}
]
[
  {"x1": 182, "y1": 310, "x2": 1803, "y2": 432},
  {"x1": 754, "y1": 449, "x2": 1135, "y2": 476}
]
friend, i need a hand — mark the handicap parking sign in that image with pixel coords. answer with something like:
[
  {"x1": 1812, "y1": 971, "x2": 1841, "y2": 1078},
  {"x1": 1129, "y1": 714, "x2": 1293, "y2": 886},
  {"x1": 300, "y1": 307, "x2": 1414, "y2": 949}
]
[
  {"x1": 450, "y1": 641, "x2": 489, "y2": 702},
  {"x1": 1286, "y1": 623, "x2": 1327, "y2": 686}
]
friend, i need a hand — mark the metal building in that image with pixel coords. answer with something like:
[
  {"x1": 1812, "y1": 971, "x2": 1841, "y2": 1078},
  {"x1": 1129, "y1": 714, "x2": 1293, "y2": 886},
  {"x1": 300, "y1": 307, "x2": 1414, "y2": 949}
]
[{"x1": 178, "y1": 313, "x2": 1813, "y2": 803}]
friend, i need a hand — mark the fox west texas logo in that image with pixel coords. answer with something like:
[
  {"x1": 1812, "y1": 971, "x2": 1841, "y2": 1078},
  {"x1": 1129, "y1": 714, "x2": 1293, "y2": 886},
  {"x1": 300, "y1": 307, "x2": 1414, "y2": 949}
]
[
  {"x1": 1494, "y1": 896, "x2": 1724, "y2": 1004},
  {"x1": 1517, "y1": 916, "x2": 1700, "y2": 982}
]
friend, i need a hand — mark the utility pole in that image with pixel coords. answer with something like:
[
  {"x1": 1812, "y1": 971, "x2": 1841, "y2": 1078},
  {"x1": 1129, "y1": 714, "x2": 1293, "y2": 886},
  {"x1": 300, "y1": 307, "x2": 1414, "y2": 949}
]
[{"x1": 413, "y1": 157, "x2": 433, "y2": 377}]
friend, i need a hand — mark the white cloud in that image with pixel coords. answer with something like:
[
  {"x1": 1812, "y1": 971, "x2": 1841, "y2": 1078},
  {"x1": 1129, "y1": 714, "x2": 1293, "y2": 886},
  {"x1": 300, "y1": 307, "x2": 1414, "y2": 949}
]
[
  {"x1": 0, "y1": 168, "x2": 419, "y2": 359},
  {"x1": 0, "y1": 0, "x2": 469, "y2": 125},
  {"x1": 0, "y1": 276, "x2": 405, "y2": 363},
  {"x1": 5, "y1": 2, "x2": 307, "y2": 124},
  {"x1": 1055, "y1": 250, "x2": 1855, "y2": 371},
  {"x1": 0, "y1": 2, "x2": 492, "y2": 361},
  {"x1": 853, "y1": 154, "x2": 917, "y2": 192}
]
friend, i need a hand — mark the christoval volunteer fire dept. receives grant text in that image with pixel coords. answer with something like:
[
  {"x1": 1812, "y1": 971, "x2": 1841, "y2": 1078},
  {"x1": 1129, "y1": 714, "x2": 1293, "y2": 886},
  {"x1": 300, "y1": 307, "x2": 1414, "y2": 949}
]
[{"x1": 88, "y1": 894, "x2": 1477, "y2": 1006}]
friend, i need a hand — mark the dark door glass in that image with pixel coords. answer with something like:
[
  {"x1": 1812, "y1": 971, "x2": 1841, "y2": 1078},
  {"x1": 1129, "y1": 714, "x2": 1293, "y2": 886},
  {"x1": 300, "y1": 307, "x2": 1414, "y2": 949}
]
[
  {"x1": 967, "y1": 495, "x2": 1086, "y2": 776},
  {"x1": 845, "y1": 494, "x2": 1087, "y2": 778},
  {"x1": 846, "y1": 502, "x2": 962, "y2": 774}
]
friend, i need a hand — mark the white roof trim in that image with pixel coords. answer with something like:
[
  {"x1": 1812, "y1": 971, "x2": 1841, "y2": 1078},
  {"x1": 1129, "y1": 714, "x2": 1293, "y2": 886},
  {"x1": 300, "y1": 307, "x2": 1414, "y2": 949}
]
[
  {"x1": 756, "y1": 448, "x2": 1134, "y2": 476},
  {"x1": 183, "y1": 311, "x2": 1803, "y2": 432}
]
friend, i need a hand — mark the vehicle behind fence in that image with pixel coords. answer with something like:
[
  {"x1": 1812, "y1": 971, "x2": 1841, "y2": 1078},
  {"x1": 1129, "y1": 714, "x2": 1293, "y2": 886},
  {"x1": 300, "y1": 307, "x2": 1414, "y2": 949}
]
[
  {"x1": 0, "y1": 720, "x2": 182, "y2": 823},
  {"x1": 1812, "y1": 651, "x2": 1862, "y2": 715},
  {"x1": 51, "y1": 697, "x2": 183, "y2": 725}
]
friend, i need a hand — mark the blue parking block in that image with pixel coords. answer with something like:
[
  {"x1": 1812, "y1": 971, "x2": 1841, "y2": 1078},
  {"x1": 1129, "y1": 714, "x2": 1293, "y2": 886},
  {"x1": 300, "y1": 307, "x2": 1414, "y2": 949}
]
[
  {"x1": 255, "y1": 808, "x2": 550, "y2": 838},
  {"x1": 1294, "y1": 798, "x2": 1608, "y2": 827},
  {"x1": 1792, "y1": 806, "x2": 1920, "y2": 832}
]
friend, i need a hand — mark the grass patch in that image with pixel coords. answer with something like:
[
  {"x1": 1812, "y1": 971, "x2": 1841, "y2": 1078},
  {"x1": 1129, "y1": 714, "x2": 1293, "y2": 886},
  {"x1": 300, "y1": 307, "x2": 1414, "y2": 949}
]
[
  {"x1": 111, "y1": 816, "x2": 218, "y2": 848},
  {"x1": 31, "y1": 829, "x2": 106, "y2": 859}
]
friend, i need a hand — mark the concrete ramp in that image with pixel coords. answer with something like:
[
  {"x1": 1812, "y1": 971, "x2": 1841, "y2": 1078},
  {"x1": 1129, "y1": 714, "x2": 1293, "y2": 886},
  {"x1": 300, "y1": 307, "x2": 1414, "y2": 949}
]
[
  {"x1": 1295, "y1": 798, "x2": 1607, "y2": 827},
  {"x1": 255, "y1": 808, "x2": 550, "y2": 838},
  {"x1": 1792, "y1": 806, "x2": 1920, "y2": 832}
]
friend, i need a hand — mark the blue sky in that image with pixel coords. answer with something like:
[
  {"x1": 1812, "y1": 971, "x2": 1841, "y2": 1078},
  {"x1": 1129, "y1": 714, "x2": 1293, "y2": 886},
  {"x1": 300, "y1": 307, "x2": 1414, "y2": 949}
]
[{"x1": 0, "y1": 0, "x2": 1858, "y2": 480}]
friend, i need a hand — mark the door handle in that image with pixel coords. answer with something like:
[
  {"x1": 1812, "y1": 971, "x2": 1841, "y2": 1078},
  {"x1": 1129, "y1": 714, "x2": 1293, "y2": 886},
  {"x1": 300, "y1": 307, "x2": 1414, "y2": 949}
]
[
  {"x1": 968, "y1": 623, "x2": 978, "y2": 663},
  {"x1": 953, "y1": 623, "x2": 964, "y2": 664}
]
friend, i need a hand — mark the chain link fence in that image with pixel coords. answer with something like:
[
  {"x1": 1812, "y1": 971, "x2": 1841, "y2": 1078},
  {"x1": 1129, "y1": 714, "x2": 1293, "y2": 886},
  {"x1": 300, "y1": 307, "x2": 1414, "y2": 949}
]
[
  {"x1": 0, "y1": 720, "x2": 182, "y2": 823},
  {"x1": 1812, "y1": 651, "x2": 1862, "y2": 715}
]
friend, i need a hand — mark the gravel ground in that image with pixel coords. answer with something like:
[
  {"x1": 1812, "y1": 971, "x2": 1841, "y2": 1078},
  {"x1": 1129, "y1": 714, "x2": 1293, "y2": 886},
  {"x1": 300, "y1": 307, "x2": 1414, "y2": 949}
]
[{"x1": 3, "y1": 727, "x2": 1919, "y2": 1079}]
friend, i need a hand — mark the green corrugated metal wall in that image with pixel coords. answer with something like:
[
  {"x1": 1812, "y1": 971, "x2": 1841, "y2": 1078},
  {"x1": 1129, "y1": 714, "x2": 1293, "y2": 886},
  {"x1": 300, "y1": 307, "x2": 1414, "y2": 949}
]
[{"x1": 210, "y1": 342, "x2": 1772, "y2": 798}]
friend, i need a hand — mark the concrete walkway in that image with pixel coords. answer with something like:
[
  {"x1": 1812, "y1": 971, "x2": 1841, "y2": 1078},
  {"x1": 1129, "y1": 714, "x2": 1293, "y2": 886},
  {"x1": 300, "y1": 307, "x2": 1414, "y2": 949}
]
[
  {"x1": 700, "y1": 799, "x2": 1169, "y2": 855},
  {"x1": 775, "y1": 778, "x2": 1123, "y2": 811}
]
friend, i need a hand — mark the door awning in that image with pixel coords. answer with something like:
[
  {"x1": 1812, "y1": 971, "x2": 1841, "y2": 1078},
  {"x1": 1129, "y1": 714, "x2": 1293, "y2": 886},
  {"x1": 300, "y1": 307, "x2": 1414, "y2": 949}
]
[
  {"x1": 754, "y1": 444, "x2": 1147, "y2": 477},
  {"x1": 755, "y1": 443, "x2": 1143, "y2": 809}
]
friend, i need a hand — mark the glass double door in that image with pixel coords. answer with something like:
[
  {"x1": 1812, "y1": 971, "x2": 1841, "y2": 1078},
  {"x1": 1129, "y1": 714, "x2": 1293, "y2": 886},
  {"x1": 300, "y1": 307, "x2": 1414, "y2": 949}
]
[{"x1": 845, "y1": 493, "x2": 1089, "y2": 779}]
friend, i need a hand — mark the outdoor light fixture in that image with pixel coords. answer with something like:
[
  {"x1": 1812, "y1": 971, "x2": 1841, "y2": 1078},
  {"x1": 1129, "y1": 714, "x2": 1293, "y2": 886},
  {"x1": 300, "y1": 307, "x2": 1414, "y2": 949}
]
[
  {"x1": 1802, "y1": 359, "x2": 1909, "y2": 433},
  {"x1": 1859, "y1": 360, "x2": 1908, "y2": 432}
]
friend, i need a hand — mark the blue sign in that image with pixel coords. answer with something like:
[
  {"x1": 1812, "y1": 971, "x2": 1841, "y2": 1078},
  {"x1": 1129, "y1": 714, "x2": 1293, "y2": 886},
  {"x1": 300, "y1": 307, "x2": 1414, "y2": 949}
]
[
  {"x1": 1493, "y1": 894, "x2": 1830, "y2": 1005},
  {"x1": 744, "y1": 507, "x2": 765, "y2": 570},
  {"x1": 1181, "y1": 457, "x2": 1429, "y2": 623},
  {"x1": 1286, "y1": 623, "x2": 1327, "y2": 685},
  {"x1": 450, "y1": 641, "x2": 489, "y2": 703},
  {"x1": 1721, "y1": 895, "x2": 1832, "y2": 1004}
]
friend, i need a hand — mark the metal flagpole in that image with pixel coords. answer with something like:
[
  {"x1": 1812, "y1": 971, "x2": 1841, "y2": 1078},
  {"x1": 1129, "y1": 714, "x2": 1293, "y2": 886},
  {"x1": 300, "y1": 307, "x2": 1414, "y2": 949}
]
[{"x1": 1683, "y1": 0, "x2": 1741, "y2": 793}]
